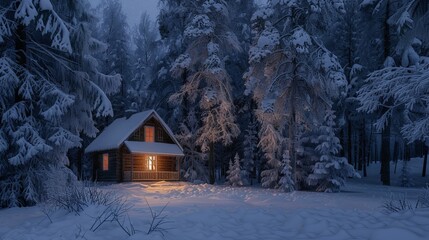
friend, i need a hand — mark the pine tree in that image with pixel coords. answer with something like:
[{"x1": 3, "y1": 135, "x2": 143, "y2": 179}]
[
  {"x1": 242, "y1": 118, "x2": 258, "y2": 185},
  {"x1": 98, "y1": 0, "x2": 131, "y2": 118},
  {"x1": 128, "y1": 13, "x2": 159, "y2": 111},
  {"x1": 226, "y1": 153, "x2": 244, "y2": 187},
  {"x1": 246, "y1": 0, "x2": 347, "y2": 188},
  {"x1": 279, "y1": 150, "x2": 295, "y2": 192},
  {"x1": 0, "y1": 0, "x2": 120, "y2": 207},
  {"x1": 307, "y1": 111, "x2": 358, "y2": 192},
  {"x1": 169, "y1": 0, "x2": 241, "y2": 184},
  {"x1": 259, "y1": 118, "x2": 284, "y2": 188},
  {"x1": 176, "y1": 109, "x2": 207, "y2": 183},
  {"x1": 151, "y1": 0, "x2": 194, "y2": 128}
]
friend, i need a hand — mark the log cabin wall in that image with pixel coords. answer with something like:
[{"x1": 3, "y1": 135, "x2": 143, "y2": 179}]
[
  {"x1": 122, "y1": 153, "x2": 177, "y2": 172},
  {"x1": 93, "y1": 149, "x2": 118, "y2": 181}
]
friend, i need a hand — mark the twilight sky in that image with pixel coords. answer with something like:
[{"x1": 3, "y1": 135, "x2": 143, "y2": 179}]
[
  {"x1": 90, "y1": 0, "x2": 159, "y2": 28},
  {"x1": 91, "y1": 0, "x2": 268, "y2": 28}
]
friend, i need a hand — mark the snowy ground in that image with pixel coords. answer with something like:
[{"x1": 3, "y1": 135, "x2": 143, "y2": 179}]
[{"x1": 1, "y1": 159, "x2": 428, "y2": 240}]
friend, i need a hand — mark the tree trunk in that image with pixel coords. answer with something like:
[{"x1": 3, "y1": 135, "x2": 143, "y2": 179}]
[
  {"x1": 362, "y1": 119, "x2": 367, "y2": 177},
  {"x1": 347, "y1": 120, "x2": 353, "y2": 164},
  {"x1": 289, "y1": 95, "x2": 297, "y2": 186},
  {"x1": 423, "y1": 144, "x2": 428, "y2": 177},
  {"x1": 15, "y1": 24, "x2": 27, "y2": 67},
  {"x1": 379, "y1": 0, "x2": 392, "y2": 186},
  {"x1": 393, "y1": 141, "x2": 399, "y2": 174},
  {"x1": 380, "y1": 124, "x2": 390, "y2": 185},
  {"x1": 208, "y1": 142, "x2": 215, "y2": 184}
]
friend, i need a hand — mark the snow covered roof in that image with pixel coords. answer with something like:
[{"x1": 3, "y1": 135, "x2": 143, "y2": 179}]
[
  {"x1": 124, "y1": 141, "x2": 184, "y2": 156},
  {"x1": 84, "y1": 110, "x2": 183, "y2": 153}
]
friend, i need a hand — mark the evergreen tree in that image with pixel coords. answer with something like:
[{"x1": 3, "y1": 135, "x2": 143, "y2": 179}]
[
  {"x1": 226, "y1": 153, "x2": 244, "y2": 187},
  {"x1": 279, "y1": 150, "x2": 295, "y2": 192},
  {"x1": 151, "y1": 0, "x2": 194, "y2": 127},
  {"x1": 0, "y1": 0, "x2": 120, "y2": 207},
  {"x1": 169, "y1": 0, "x2": 241, "y2": 184},
  {"x1": 242, "y1": 118, "x2": 259, "y2": 185},
  {"x1": 307, "y1": 111, "x2": 358, "y2": 192},
  {"x1": 176, "y1": 109, "x2": 207, "y2": 183},
  {"x1": 246, "y1": 0, "x2": 348, "y2": 188},
  {"x1": 129, "y1": 13, "x2": 159, "y2": 111},
  {"x1": 98, "y1": 0, "x2": 131, "y2": 118}
]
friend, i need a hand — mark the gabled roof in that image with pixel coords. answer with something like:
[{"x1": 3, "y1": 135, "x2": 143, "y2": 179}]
[
  {"x1": 84, "y1": 109, "x2": 183, "y2": 153},
  {"x1": 124, "y1": 141, "x2": 184, "y2": 156}
]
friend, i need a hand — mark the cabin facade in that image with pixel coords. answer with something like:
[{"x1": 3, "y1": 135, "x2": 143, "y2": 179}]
[{"x1": 85, "y1": 110, "x2": 184, "y2": 181}]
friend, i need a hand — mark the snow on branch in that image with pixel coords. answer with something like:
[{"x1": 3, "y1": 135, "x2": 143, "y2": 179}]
[
  {"x1": 8, "y1": 122, "x2": 52, "y2": 165},
  {"x1": 249, "y1": 23, "x2": 279, "y2": 63},
  {"x1": 357, "y1": 63, "x2": 429, "y2": 140},
  {"x1": 36, "y1": 10, "x2": 72, "y2": 53},
  {"x1": 0, "y1": 57, "x2": 20, "y2": 107},
  {"x1": 202, "y1": 0, "x2": 228, "y2": 17},
  {"x1": 91, "y1": 81, "x2": 115, "y2": 118},
  {"x1": 2, "y1": 102, "x2": 27, "y2": 124},
  {"x1": 184, "y1": 14, "x2": 214, "y2": 38},
  {"x1": 18, "y1": 71, "x2": 36, "y2": 100},
  {"x1": 0, "y1": 7, "x2": 13, "y2": 43},
  {"x1": 48, "y1": 127, "x2": 82, "y2": 149},
  {"x1": 291, "y1": 27, "x2": 312, "y2": 54},
  {"x1": 40, "y1": 79, "x2": 75, "y2": 122},
  {"x1": 14, "y1": 0, "x2": 38, "y2": 25},
  {"x1": 171, "y1": 54, "x2": 191, "y2": 77},
  {"x1": 14, "y1": 0, "x2": 72, "y2": 53}
]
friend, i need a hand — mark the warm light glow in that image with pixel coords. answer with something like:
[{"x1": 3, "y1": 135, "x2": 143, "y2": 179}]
[
  {"x1": 147, "y1": 155, "x2": 156, "y2": 170},
  {"x1": 145, "y1": 126, "x2": 155, "y2": 142},
  {"x1": 102, "y1": 153, "x2": 109, "y2": 171}
]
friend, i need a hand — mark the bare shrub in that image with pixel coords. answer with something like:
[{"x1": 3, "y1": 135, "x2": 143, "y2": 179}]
[
  {"x1": 416, "y1": 185, "x2": 429, "y2": 208},
  {"x1": 42, "y1": 181, "x2": 170, "y2": 237},
  {"x1": 383, "y1": 187, "x2": 429, "y2": 214},
  {"x1": 145, "y1": 198, "x2": 171, "y2": 236},
  {"x1": 48, "y1": 181, "x2": 120, "y2": 215},
  {"x1": 383, "y1": 193, "x2": 414, "y2": 213},
  {"x1": 89, "y1": 195, "x2": 135, "y2": 236}
]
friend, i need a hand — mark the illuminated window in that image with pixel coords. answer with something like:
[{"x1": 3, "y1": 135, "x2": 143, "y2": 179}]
[
  {"x1": 147, "y1": 155, "x2": 156, "y2": 170},
  {"x1": 145, "y1": 126, "x2": 155, "y2": 142},
  {"x1": 102, "y1": 153, "x2": 109, "y2": 171}
]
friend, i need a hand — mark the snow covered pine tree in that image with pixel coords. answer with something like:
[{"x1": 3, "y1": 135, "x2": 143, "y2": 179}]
[
  {"x1": 245, "y1": 0, "x2": 349, "y2": 189},
  {"x1": 226, "y1": 153, "x2": 244, "y2": 187},
  {"x1": 307, "y1": 111, "x2": 359, "y2": 192},
  {"x1": 0, "y1": 0, "x2": 120, "y2": 207},
  {"x1": 169, "y1": 0, "x2": 240, "y2": 184}
]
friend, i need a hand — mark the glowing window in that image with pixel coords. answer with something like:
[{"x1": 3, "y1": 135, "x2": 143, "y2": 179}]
[
  {"x1": 102, "y1": 153, "x2": 109, "y2": 171},
  {"x1": 145, "y1": 126, "x2": 155, "y2": 142},
  {"x1": 147, "y1": 155, "x2": 156, "y2": 170}
]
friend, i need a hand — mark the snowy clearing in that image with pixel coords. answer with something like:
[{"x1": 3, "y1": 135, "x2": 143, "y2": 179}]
[{"x1": 1, "y1": 180, "x2": 429, "y2": 240}]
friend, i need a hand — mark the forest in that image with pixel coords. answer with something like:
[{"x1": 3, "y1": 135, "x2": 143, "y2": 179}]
[{"x1": 1, "y1": 0, "x2": 429, "y2": 208}]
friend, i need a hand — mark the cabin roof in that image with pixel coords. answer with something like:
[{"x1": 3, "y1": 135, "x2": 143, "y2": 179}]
[
  {"x1": 124, "y1": 141, "x2": 184, "y2": 156},
  {"x1": 84, "y1": 109, "x2": 183, "y2": 153}
]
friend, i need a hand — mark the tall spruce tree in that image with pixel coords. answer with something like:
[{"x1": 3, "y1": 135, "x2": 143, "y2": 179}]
[
  {"x1": 307, "y1": 111, "x2": 358, "y2": 192},
  {"x1": 98, "y1": 0, "x2": 131, "y2": 118},
  {"x1": 0, "y1": 0, "x2": 120, "y2": 207},
  {"x1": 169, "y1": 0, "x2": 241, "y2": 184},
  {"x1": 129, "y1": 13, "x2": 159, "y2": 111},
  {"x1": 245, "y1": 0, "x2": 348, "y2": 188}
]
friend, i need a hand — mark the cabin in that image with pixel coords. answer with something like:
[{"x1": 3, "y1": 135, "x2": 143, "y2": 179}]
[{"x1": 85, "y1": 110, "x2": 184, "y2": 181}]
